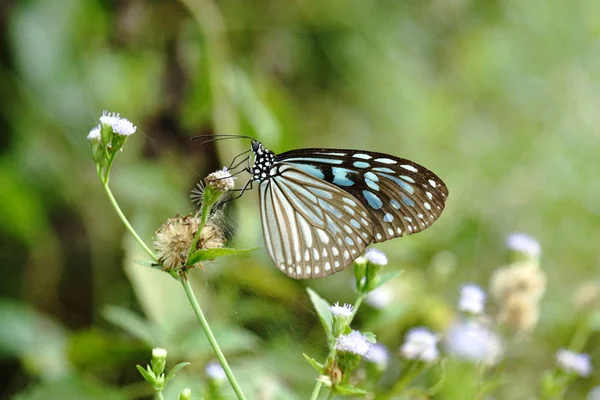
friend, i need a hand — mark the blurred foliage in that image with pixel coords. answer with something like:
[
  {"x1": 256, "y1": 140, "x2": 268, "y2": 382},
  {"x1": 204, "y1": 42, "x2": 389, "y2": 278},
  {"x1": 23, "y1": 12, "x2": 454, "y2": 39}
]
[{"x1": 1, "y1": 0, "x2": 600, "y2": 399}]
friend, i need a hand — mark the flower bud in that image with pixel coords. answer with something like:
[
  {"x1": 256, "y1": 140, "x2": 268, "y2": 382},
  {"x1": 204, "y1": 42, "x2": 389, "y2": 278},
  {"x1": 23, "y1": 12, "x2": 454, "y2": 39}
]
[
  {"x1": 151, "y1": 347, "x2": 167, "y2": 376},
  {"x1": 178, "y1": 388, "x2": 192, "y2": 400},
  {"x1": 329, "y1": 302, "x2": 354, "y2": 338}
]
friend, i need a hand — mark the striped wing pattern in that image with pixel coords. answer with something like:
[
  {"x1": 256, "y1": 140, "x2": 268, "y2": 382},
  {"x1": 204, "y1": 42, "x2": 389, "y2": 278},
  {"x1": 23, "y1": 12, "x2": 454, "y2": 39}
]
[
  {"x1": 278, "y1": 149, "x2": 448, "y2": 243},
  {"x1": 259, "y1": 163, "x2": 374, "y2": 279}
]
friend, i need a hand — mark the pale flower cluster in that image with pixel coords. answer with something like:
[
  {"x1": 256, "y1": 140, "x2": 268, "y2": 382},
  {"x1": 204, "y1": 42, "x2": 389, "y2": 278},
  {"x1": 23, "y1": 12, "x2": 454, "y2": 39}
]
[
  {"x1": 490, "y1": 258, "x2": 546, "y2": 333},
  {"x1": 400, "y1": 327, "x2": 439, "y2": 363}
]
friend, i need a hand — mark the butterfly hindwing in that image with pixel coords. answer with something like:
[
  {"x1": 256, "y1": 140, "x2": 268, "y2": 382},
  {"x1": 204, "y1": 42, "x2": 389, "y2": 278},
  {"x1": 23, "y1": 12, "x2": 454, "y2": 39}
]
[
  {"x1": 277, "y1": 149, "x2": 448, "y2": 243},
  {"x1": 259, "y1": 163, "x2": 374, "y2": 279}
]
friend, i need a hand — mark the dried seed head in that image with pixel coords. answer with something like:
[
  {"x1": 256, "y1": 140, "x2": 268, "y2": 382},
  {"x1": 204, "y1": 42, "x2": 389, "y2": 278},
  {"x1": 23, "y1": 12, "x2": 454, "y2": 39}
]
[
  {"x1": 573, "y1": 282, "x2": 600, "y2": 311},
  {"x1": 153, "y1": 214, "x2": 225, "y2": 271},
  {"x1": 490, "y1": 261, "x2": 547, "y2": 302},
  {"x1": 496, "y1": 293, "x2": 540, "y2": 333}
]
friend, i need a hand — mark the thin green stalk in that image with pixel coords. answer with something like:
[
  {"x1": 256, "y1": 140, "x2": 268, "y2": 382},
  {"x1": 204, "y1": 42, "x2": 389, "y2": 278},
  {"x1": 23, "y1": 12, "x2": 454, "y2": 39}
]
[
  {"x1": 102, "y1": 182, "x2": 157, "y2": 262},
  {"x1": 155, "y1": 391, "x2": 165, "y2": 400},
  {"x1": 310, "y1": 381, "x2": 323, "y2": 400},
  {"x1": 309, "y1": 291, "x2": 368, "y2": 400},
  {"x1": 188, "y1": 199, "x2": 210, "y2": 262},
  {"x1": 326, "y1": 390, "x2": 336, "y2": 400},
  {"x1": 181, "y1": 278, "x2": 246, "y2": 400}
]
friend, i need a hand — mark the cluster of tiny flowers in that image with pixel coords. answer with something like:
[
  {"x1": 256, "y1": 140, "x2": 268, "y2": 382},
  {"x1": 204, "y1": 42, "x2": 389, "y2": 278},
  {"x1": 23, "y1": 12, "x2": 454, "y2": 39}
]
[
  {"x1": 364, "y1": 248, "x2": 388, "y2": 266},
  {"x1": 459, "y1": 284, "x2": 486, "y2": 315},
  {"x1": 366, "y1": 285, "x2": 394, "y2": 309},
  {"x1": 206, "y1": 361, "x2": 227, "y2": 380},
  {"x1": 400, "y1": 327, "x2": 439, "y2": 363},
  {"x1": 335, "y1": 330, "x2": 372, "y2": 356},
  {"x1": 444, "y1": 320, "x2": 503, "y2": 366},
  {"x1": 366, "y1": 343, "x2": 390, "y2": 367},
  {"x1": 89, "y1": 110, "x2": 137, "y2": 138},
  {"x1": 556, "y1": 349, "x2": 592, "y2": 377},
  {"x1": 87, "y1": 125, "x2": 101, "y2": 141},
  {"x1": 506, "y1": 232, "x2": 541, "y2": 257},
  {"x1": 205, "y1": 167, "x2": 235, "y2": 192},
  {"x1": 330, "y1": 302, "x2": 354, "y2": 317}
]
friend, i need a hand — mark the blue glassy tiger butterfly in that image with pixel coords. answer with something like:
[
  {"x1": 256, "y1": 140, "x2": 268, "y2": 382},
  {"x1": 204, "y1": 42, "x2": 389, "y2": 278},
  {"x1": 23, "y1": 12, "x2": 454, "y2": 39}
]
[{"x1": 196, "y1": 135, "x2": 448, "y2": 279}]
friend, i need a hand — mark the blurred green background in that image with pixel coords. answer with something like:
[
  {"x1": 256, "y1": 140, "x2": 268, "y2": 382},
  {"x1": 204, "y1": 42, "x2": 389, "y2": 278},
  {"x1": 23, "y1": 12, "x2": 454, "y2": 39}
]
[{"x1": 1, "y1": 0, "x2": 599, "y2": 398}]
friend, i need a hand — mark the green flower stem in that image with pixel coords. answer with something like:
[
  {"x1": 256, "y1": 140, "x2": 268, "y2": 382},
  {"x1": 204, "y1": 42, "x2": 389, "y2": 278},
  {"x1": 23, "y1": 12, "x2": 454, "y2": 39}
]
[
  {"x1": 181, "y1": 278, "x2": 246, "y2": 400},
  {"x1": 187, "y1": 197, "x2": 210, "y2": 262},
  {"x1": 310, "y1": 381, "x2": 323, "y2": 400},
  {"x1": 326, "y1": 390, "x2": 336, "y2": 400},
  {"x1": 156, "y1": 391, "x2": 165, "y2": 400},
  {"x1": 102, "y1": 182, "x2": 158, "y2": 262},
  {"x1": 310, "y1": 292, "x2": 367, "y2": 400},
  {"x1": 378, "y1": 362, "x2": 424, "y2": 400}
]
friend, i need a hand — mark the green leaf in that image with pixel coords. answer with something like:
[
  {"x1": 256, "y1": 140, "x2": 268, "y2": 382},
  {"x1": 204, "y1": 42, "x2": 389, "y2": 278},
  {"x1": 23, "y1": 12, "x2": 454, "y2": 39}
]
[
  {"x1": 103, "y1": 305, "x2": 159, "y2": 346},
  {"x1": 165, "y1": 362, "x2": 191, "y2": 383},
  {"x1": 186, "y1": 247, "x2": 257, "y2": 265},
  {"x1": 373, "y1": 271, "x2": 402, "y2": 290},
  {"x1": 303, "y1": 353, "x2": 325, "y2": 374},
  {"x1": 136, "y1": 364, "x2": 156, "y2": 385},
  {"x1": 363, "y1": 332, "x2": 377, "y2": 343},
  {"x1": 306, "y1": 288, "x2": 333, "y2": 340},
  {"x1": 334, "y1": 384, "x2": 368, "y2": 396}
]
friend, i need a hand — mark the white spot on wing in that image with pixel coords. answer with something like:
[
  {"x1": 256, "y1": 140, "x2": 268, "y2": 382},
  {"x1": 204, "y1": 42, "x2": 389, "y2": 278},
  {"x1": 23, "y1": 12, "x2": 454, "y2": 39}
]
[
  {"x1": 401, "y1": 164, "x2": 418, "y2": 172},
  {"x1": 428, "y1": 179, "x2": 437, "y2": 187},
  {"x1": 375, "y1": 158, "x2": 397, "y2": 164}
]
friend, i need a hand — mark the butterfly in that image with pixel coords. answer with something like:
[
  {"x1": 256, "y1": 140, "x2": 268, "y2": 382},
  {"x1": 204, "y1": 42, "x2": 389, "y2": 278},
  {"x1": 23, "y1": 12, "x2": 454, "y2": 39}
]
[{"x1": 201, "y1": 135, "x2": 448, "y2": 279}]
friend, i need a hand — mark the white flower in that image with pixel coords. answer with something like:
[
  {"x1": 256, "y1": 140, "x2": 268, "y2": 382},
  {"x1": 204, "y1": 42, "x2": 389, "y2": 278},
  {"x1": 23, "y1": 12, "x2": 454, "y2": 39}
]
[
  {"x1": 206, "y1": 361, "x2": 227, "y2": 380},
  {"x1": 87, "y1": 125, "x2": 101, "y2": 141},
  {"x1": 152, "y1": 347, "x2": 167, "y2": 358},
  {"x1": 400, "y1": 327, "x2": 439, "y2": 362},
  {"x1": 365, "y1": 285, "x2": 394, "y2": 309},
  {"x1": 588, "y1": 385, "x2": 600, "y2": 400},
  {"x1": 445, "y1": 320, "x2": 503, "y2": 366},
  {"x1": 99, "y1": 110, "x2": 120, "y2": 125},
  {"x1": 506, "y1": 233, "x2": 541, "y2": 257},
  {"x1": 205, "y1": 167, "x2": 235, "y2": 191},
  {"x1": 364, "y1": 248, "x2": 388, "y2": 266},
  {"x1": 330, "y1": 302, "x2": 353, "y2": 317},
  {"x1": 335, "y1": 330, "x2": 372, "y2": 356},
  {"x1": 366, "y1": 343, "x2": 390, "y2": 367},
  {"x1": 556, "y1": 349, "x2": 592, "y2": 377},
  {"x1": 111, "y1": 117, "x2": 137, "y2": 136},
  {"x1": 459, "y1": 284, "x2": 486, "y2": 315}
]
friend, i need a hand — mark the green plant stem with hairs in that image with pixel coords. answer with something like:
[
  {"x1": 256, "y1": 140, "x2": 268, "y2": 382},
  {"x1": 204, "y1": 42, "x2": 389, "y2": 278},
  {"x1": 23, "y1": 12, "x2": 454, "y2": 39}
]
[
  {"x1": 100, "y1": 172, "x2": 247, "y2": 400},
  {"x1": 309, "y1": 293, "x2": 367, "y2": 400}
]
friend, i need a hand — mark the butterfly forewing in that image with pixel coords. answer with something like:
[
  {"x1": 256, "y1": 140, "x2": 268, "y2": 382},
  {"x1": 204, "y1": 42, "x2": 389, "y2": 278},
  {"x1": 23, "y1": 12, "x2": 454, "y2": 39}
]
[
  {"x1": 277, "y1": 149, "x2": 448, "y2": 243},
  {"x1": 259, "y1": 163, "x2": 374, "y2": 279}
]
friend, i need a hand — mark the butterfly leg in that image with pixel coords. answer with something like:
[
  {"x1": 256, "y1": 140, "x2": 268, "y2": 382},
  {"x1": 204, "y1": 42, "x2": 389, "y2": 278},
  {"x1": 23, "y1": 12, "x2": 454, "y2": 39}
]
[
  {"x1": 228, "y1": 150, "x2": 252, "y2": 170},
  {"x1": 221, "y1": 179, "x2": 253, "y2": 203}
]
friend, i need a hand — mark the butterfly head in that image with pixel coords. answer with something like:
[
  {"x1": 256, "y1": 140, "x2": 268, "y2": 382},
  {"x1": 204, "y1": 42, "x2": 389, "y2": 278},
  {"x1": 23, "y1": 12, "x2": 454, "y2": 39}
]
[{"x1": 250, "y1": 140, "x2": 276, "y2": 182}]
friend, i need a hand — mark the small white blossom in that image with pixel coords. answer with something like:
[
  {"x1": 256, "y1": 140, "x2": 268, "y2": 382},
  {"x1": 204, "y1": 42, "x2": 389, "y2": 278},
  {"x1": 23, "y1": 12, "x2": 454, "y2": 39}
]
[
  {"x1": 206, "y1": 361, "x2": 227, "y2": 380},
  {"x1": 366, "y1": 285, "x2": 394, "y2": 309},
  {"x1": 588, "y1": 385, "x2": 600, "y2": 400},
  {"x1": 330, "y1": 302, "x2": 353, "y2": 317},
  {"x1": 445, "y1": 320, "x2": 503, "y2": 366},
  {"x1": 87, "y1": 125, "x2": 101, "y2": 141},
  {"x1": 556, "y1": 349, "x2": 592, "y2": 377},
  {"x1": 459, "y1": 284, "x2": 486, "y2": 315},
  {"x1": 366, "y1": 343, "x2": 390, "y2": 367},
  {"x1": 506, "y1": 233, "x2": 541, "y2": 257},
  {"x1": 205, "y1": 167, "x2": 235, "y2": 191},
  {"x1": 111, "y1": 117, "x2": 137, "y2": 136},
  {"x1": 400, "y1": 327, "x2": 439, "y2": 362},
  {"x1": 335, "y1": 330, "x2": 372, "y2": 356},
  {"x1": 364, "y1": 248, "x2": 388, "y2": 266},
  {"x1": 152, "y1": 347, "x2": 167, "y2": 358},
  {"x1": 99, "y1": 110, "x2": 120, "y2": 125}
]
